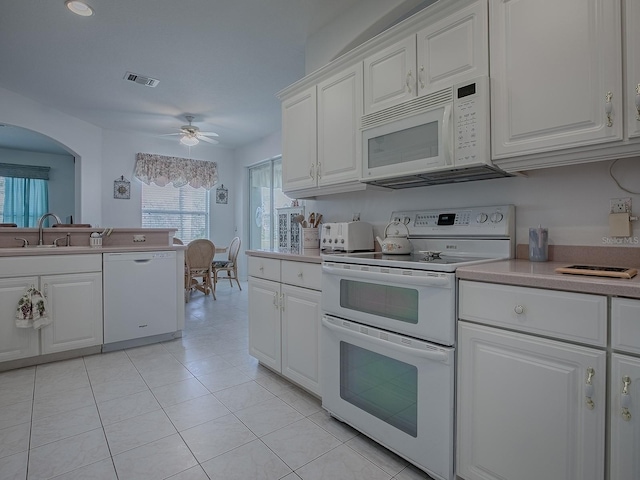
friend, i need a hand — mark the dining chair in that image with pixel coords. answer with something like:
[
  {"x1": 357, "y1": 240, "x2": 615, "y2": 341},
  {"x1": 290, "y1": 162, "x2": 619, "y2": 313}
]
[
  {"x1": 212, "y1": 236, "x2": 242, "y2": 291},
  {"x1": 185, "y1": 239, "x2": 216, "y2": 301}
]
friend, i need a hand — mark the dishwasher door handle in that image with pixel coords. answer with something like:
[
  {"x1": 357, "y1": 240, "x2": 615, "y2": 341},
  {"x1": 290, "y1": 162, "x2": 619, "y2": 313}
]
[{"x1": 134, "y1": 259, "x2": 152, "y2": 264}]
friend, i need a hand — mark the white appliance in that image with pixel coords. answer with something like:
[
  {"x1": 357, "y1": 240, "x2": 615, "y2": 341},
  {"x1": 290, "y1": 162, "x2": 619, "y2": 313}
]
[
  {"x1": 320, "y1": 221, "x2": 374, "y2": 252},
  {"x1": 361, "y1": 76, "x2": 510, "y2": 188},
  {"x1": 103, "y1": 251, "x2": 177, "y2": 347},
  {"x1": 321, "y1": 205, "x2": 515, "y2": 480}
]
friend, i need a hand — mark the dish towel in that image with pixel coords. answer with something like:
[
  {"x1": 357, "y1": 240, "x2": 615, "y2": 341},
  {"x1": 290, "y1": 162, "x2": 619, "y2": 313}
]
[{"x1": 16, "y1": 286, "x2": 51, "y2": 329}]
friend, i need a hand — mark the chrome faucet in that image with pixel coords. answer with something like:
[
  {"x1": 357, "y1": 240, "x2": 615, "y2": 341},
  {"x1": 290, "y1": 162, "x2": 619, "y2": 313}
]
[{"x1": 37, "y1": 213, "x2": 62, "y2": 245}]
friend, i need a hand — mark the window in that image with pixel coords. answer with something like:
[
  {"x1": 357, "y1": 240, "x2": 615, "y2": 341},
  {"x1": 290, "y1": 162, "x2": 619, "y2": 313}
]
[
  {"x1": 0, "y1": 176, "x2": 49, "y2": 227},
  {"x1": 141, "y1": 183, "x2": 209, "y2": 243},
  {"x1": 248, "y1": 156, "x2": 291, "y2": 250}
]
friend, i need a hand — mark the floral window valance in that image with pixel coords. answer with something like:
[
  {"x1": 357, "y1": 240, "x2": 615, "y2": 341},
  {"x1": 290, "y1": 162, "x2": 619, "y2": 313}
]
[{"x1": 134, "y1": 153, "x2": 218, "y2": 189}]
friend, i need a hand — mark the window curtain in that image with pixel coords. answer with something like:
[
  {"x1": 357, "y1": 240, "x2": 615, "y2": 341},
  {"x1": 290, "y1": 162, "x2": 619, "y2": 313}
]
[
  {"x1": 3, "y1": 178, "x2": 49, "y2": 227},
  {"x1": 134, "y1": 153, "x2": 218, "y2": 189}
]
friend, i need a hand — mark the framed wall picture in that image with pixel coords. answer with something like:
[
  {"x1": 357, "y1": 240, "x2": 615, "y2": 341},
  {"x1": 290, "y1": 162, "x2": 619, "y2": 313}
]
[
  {"x1": 216, "y1": 184, "x2": 228, "y2": 204},
  {"x1": 113, "y1": 176, "x2": 131, "y2": 199}
]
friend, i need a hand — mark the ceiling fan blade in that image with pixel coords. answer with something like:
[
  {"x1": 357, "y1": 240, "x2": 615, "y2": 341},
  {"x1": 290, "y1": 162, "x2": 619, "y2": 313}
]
[
  {"x1": 198, "y1": 135, "x2": 219, "y2": 145},
  {"x1": 161, "y1": 133, "x2": 182, "y2": 136},
  {"x1": 198, "y1": 131, "x2": 219, "y2": 137}
]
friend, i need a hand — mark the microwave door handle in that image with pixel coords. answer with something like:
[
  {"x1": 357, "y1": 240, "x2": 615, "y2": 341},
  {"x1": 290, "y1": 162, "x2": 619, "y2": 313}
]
[
  {"x1": 322, "y1": 265, "x2": 451, "y2": 287},
  {"x1": 442, "y1": 104, "x2": 453, "y2": 165},
  {"x1": 322, "y1": 317, "x2": 449, "y2": 364}
]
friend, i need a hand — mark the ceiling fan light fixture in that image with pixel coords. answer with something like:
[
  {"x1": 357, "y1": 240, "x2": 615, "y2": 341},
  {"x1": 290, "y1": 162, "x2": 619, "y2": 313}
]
[
  {"x1": 65, "y1": 0, "x2": 94, "y2": 16},
  {"x1": 180, "y1": 135, "x2": 199, "y2": 147}
]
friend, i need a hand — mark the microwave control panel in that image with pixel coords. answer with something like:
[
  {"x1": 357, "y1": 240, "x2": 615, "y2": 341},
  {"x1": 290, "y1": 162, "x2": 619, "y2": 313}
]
[{"x1": 453, "y1": 77, "x2": 489, "y2": 166}]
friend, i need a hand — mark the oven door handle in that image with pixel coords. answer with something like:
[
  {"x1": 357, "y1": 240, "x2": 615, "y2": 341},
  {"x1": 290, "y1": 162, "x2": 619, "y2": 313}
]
[
  {"x1": 322, "y1": 317, "x2": 450, "y2": 364},
  {"x1": 322, "y1": 265, "x2": 451, "y2": 287}
]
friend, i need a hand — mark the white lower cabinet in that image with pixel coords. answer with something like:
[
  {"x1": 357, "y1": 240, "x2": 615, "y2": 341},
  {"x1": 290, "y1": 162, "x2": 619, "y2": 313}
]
[
  {"x1": 0, "y1": 254, "x2": 103, "y2": 363},
  {"x1": 39, "y1": 272, "x2": 103, "y2": 354},
  {"x1": 457, "y1": 281, "x2": 607, "y2": 480},
  {"x1": 0, "y1": 276, "x2": 40, "y2": 361},
  {"x1": 610, "y1": 297, "x2": 640, "y2": 480},
  {"x1": 248, "y1": 257, "x2": 321, "y2": 396}
]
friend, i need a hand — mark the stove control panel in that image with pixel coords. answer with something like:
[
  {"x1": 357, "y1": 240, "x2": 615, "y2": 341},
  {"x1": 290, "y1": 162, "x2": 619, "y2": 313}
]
[{"x1": 391, "y1": 204, "x2": 514, "y2": 237}]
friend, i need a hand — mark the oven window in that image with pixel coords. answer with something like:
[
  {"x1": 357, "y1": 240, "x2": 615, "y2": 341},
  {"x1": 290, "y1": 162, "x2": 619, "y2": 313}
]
[
  {"x1": 340, "y1": 342, "x2": 417, "y2": 437},
  {"x1": 340, "y1": 280, "x2": 418, "y2": 324},
  {"x1": 368, "y1": 121, "x2": 439, "y2": 169}
]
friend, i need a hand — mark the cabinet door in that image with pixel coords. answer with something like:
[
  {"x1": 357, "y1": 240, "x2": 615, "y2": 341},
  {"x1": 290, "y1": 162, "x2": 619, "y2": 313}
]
[
  {"x1": 281, "y1": 284, "x2": 321, "y2": 396},
  {"x1": 626, "y1": 0, "x2": 640, "y2": 139},
  {"x1": 40, "y1": 272, "x2": 103, "y2": 354},
  {"x1": 0, "y1": 277, "x2": 40, "y2": 362},
  {"x1": 282, "y1": 86, "x2": 317, "y2": 193},
  {"x1": 317, "y1": 63, "x2": 363, "y2": 187},
  {"x1": 490, "y1": 0, "x2": 622, "y2": 158},
  {"x1": 610, "y1": 353, "x2": 640, "y2": 480},
  {"x1": 248, "y1": 277, "x2": 281, "y2": 371},
  {"x1": 363, "y1": 36, "x2": 417, "y2": 114},
  {"x1": 457, "y1": 322, "x2": 605, "y2": 480},
  {"x1": 416, "y1": 0, "x2": 488, "y2": 95}
]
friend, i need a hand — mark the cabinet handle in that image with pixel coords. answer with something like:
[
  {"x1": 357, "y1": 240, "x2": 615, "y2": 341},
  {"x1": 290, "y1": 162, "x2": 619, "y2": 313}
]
[
  {"x1": 259, "y1": 266, "x2": 264, "y2": 272},
  {"x1": 406, "y1": 70, "x2": 414, "y2": 93},
  {"x1": 273, "y1": 292, "x2": 278, "y2": 309},
  {"x1": 419, "y1": 66, "x2": 425, "y2": 89},
  {"x1": 514, "y1": 305, "x2": 524, "y2": 315},
  {"x1": 605, "y1": 91, "x2": 613, "y2": 127},
  {"x1": 309, "y1": 163, "x2": 315, "y2": 180},
  {"x1": 585, "y1": 367, "x2": 595, "y2": 410},
  {"x1": 621, "y1": 375, "x2": 632, "y2": 421},
  {"x1": 635, "y1": 84, "x2": 640, "y2": 121},
  {"x1": 280, "y1": 293, "x2": 285, "y2": 311},
  {"x1": 43, "y1": 283, "x2": 48, "y2": 298},
  {"x1": 316, "y1": 162, "x2": 321, "y2": 179},
  {"x1": 297, "y1": 272, "x2": 303, "y2": 278}
]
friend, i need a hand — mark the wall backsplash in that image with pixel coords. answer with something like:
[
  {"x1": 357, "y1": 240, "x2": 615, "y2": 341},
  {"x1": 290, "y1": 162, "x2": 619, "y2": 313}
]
[{"x1": 302, "y1": 158, "x2": 640, "y2": 248}]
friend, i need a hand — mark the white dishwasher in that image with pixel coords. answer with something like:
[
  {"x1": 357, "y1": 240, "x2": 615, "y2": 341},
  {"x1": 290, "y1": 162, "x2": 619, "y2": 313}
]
[{"x1": 103, "y1": 251, "x2": 177, "y2": 345}]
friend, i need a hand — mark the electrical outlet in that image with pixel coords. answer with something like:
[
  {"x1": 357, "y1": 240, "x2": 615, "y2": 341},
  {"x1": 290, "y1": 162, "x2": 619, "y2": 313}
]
[
  {"x1": 133, "y1": 234, "x2": 146, "y2": 242},
  {"x1": 352, "y1": 213, "x2": 360, "y2": 221},
  {"x1": 610, "y1": 197, "x2": 632, "y2": 213}
]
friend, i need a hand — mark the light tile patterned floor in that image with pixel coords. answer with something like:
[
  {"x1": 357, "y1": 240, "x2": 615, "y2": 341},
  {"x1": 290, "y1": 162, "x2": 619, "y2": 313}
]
[{"x1": 0, "y1": 281, "x2": 433, "y2": 480}]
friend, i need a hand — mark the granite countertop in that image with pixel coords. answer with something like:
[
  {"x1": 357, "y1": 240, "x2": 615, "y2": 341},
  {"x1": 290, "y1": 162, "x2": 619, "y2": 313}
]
[
  {"x1": 245, "y1": 249, "x2": 322, "y2": 264},
  {"x1": 457, "y1": 258, "x2": 640, "y2": 299}
]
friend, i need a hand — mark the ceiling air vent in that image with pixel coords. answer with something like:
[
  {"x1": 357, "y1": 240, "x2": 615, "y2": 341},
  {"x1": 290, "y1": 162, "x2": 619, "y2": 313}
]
[{"x1": 123, "y1": 72, "x2": 159, "y2": 87}]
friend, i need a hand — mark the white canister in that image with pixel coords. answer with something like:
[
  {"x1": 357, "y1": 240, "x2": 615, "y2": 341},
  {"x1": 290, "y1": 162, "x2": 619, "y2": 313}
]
[{"x1": 90, "y1": 232, "x2": 102, "y2": 248}]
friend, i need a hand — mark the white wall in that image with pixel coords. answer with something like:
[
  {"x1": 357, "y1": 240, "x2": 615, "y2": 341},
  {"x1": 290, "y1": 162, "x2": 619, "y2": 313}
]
[
  {"x1": 100, "y1": 129, "x2": 236, "y2": 249},
  {"x1": 0, "y1": 86, "x2": 102, "y2": 224},
  {"x1": 0, "y1": 148, "x2": 75, "y2": 221},
  {"x1": 302, "y1": 159, "x2": 640, "y2": 248}
]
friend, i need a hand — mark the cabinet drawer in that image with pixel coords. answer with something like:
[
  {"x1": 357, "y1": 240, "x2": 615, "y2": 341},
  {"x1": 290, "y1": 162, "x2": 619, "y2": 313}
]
[
  {"x1": 459, "y1": 281, "x2": 607, "y2": 346},
  {"x1": 248, "y1": 257, "x2": 280, "y2": 282},
  {"x1": 612, "y1": 297, "x2": 640, "y2": 355},
  {"x1": 281, "y1": 260, "x2": 321, "y2": 290}
]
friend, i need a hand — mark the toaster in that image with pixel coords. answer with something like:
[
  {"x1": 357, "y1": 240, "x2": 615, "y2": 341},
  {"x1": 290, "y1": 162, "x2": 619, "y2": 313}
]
[{"x1": 320, "y1": 221, "x2": 374, "y2": 252}]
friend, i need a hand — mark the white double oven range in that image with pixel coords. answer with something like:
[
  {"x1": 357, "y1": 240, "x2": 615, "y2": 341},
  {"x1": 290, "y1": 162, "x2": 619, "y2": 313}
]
[{"x1": 320, "y1": 205, "x2": 515, "y2": 480}]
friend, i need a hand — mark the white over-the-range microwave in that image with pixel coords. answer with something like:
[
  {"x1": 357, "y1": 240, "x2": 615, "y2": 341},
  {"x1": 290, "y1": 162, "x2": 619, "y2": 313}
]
[{"x1": 361, "y1": 76, "x2": 511, "y2": 188}]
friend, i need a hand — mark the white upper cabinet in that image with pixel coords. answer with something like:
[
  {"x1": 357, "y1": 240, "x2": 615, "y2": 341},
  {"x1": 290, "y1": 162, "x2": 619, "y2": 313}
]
[
  {"x1": 416, "y1": 0, "x2": 488, "y2": 94},
  {"x1": 282, "y1": 86, "x2": 317, "y2": 193},
  {"x1": 490, "y1": 0, "x2": 623, "y2": 159},
  {"x1": 317, "y1": 63, "x2": 363, "y2": 187},
  {"x1": 626, "y1": 0, "x2": 640, "y2": 139},
  {"x1": 364, "y1": 36, "x2": 418, "y2": 114},
  {"x1": 364, "y1": 0, "x2": 488, "y2": 115}
]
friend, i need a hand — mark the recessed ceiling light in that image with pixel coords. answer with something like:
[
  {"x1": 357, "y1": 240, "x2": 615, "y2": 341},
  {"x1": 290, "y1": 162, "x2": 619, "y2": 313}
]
[{"x1": 65, "y1": 0, "x2": 94, "y2": 16}]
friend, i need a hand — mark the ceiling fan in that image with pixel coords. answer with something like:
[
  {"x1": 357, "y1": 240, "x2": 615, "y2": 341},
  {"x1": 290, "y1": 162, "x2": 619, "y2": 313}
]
[{"x1": 165, "y1": 115, "x2": 219, "y2": 146}]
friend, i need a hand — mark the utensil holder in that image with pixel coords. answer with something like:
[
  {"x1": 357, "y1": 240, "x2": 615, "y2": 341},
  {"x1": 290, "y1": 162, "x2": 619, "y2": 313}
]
[
  {"x1": 90, "y1": 233, "x2": 102, "y2": 248},
  {"x1": 302, "y1": 228, "x2": 319, "y2": 250}
]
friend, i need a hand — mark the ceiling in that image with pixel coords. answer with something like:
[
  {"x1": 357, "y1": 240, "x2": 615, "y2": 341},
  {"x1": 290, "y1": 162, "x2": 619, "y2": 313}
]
[{"x1": 0, "y1": 0, "x2": 372, "y2": 152}]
